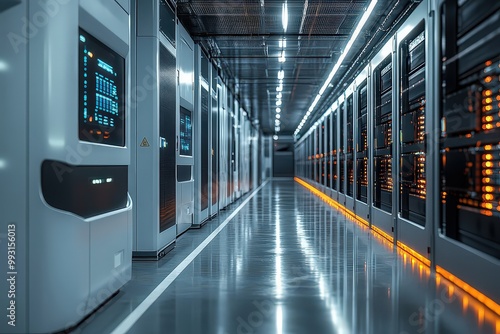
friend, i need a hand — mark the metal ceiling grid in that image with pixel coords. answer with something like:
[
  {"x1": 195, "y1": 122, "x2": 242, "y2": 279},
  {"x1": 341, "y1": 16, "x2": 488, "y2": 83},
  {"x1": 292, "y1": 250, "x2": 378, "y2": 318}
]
[{"x1": 176, "y1": 0, "x2": 412, "y2": 135}]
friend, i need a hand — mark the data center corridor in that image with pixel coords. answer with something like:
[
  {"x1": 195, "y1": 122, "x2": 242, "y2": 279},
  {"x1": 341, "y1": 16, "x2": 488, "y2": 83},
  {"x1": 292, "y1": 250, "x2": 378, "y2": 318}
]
[{"x1": 76, "y1": 179, "x2": 500, "y2": 334}]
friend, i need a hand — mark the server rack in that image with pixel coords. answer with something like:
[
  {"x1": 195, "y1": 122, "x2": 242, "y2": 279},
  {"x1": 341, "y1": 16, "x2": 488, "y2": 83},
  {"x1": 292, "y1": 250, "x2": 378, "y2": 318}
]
[
  {"x1": 321, "y1": 120, "x2": 327, "y2": 192},
  {"x1": 325, "y1": 114, "x2": 332, "y2": 197},
  {"x1": 436, "y1": 0, "x2": 500, "y2": 302},
  {"x1": 194, "y1": 46, "x2": 210, "y2": 227},
  {"x1": 339, "y1": 98, "x2": 347, "y2": 205},
  {"x1": 370, "y1": 39, "x2": 395, "y2": 237},
  {"x1": 354, "y1": 67, "x2": 370, "y2": 222},
  {"x1": 133, "y1": 0, "x2": 176, "y2": 259},
  {"x1": 218, "y1": 81, "x2": 228, "y2": 209},
  {"x1": 345, "y1": 89, "x2": 356, "y2": 211},
  {"x1": 209, "y1": 66, "x2": 219, "y2": 218},
  {"x1": 395, "y1": 2, "x2": 433, "y2": 260},
  {"x1": 176, "y1": 24, "x2": 195, "y2": 235},
  {"x1": 331, "y1": 105, "x2": 339, "y2": 201}
]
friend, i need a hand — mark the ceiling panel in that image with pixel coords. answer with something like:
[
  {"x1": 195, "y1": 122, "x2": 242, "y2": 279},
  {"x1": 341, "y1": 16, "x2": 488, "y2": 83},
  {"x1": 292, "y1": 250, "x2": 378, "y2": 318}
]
[{"x1": 176, "y1": 0, "x2": 414, "y2": 135}]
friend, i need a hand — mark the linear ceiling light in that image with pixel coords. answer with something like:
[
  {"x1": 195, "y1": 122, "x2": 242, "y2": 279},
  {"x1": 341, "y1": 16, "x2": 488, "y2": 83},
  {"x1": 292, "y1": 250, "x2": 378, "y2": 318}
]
[
  {"x1": 282, "y1": 2, "x2": 288, "y2": 32},
  {"x1": 278, "y1": 50, "x2": 286, "y2": 63},
  {"x1": 294, "y1": 0, "x2": 378, "y2": 137},
  {"x1": 278, "y1": 69, "x2": 285, "y2": 80}
]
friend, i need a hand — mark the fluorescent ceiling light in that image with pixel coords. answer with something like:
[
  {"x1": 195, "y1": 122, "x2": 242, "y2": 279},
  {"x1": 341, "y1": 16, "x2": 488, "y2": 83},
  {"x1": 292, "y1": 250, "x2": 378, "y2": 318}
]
[
  {"x1": 279, "y1": 38, "x2": 287, "y2": 48},
  {"x1": 278, "y1": 50, "x2": 286, "y2": 63},
  {"x1": 294, "y1": 0, "x2": 378, "y2": 137},
  {"x1": 282, "y1": 2, "x2": 288, "y2": 32},
  {"x1": 278, "y1": 70, "x2": 284, "y2": 80}
]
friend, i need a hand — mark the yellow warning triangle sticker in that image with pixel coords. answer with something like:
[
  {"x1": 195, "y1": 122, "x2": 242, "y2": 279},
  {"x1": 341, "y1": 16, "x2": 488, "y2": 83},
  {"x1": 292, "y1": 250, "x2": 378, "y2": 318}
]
[{"x1": 140, "y1": 137, "x2": 150, "y2": 147}]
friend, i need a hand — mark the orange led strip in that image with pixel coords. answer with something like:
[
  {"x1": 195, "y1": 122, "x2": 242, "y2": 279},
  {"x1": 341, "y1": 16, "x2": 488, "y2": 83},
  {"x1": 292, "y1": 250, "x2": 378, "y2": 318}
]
[
  {"x1": 295, "y1": 177, "x2": 500, "y2": 318},
  {"x1": 397, "y1": 241, "x2": 431, "y2": 267},
  {"x1": 436, "y1": 266, "x2": 500, "y2": 317}
]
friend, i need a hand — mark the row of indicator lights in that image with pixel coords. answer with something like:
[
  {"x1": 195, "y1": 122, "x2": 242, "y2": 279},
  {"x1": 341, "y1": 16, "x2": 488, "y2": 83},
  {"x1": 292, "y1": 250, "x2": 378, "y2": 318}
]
[
  {"x1": 295, "y1": 176, "x2": 500, "y2": 320},
  {"x1": 91, "y1": 177, "x2": 113, "y2": 185}
]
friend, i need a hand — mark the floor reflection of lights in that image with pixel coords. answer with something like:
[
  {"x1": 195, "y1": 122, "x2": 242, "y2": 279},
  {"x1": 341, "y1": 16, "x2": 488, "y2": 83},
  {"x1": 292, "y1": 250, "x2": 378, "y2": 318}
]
[{"x1": 295, "y1": 177, "x2": 500, "y2": 333}]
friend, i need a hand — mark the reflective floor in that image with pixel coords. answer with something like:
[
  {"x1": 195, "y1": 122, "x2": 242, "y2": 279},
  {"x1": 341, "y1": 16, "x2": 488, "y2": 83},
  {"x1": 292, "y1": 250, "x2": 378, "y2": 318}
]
[{"x1": 77, "y1": 179, "x2": 500, "y2": 334}]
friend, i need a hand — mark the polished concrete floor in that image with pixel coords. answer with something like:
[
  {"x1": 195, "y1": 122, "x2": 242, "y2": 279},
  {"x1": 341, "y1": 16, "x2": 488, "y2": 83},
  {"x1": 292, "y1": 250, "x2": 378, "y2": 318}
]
[{"x1": 76, "y1": 179, "x2": 500, "y2": 334}]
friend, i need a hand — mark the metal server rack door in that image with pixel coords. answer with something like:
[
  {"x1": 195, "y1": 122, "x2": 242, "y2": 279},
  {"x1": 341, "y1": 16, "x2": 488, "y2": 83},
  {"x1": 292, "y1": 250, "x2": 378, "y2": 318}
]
[
  {"x1": 356, "y1": 82, "x2": 369, "y2": 205},
  {"x1": 373, "y1": 57, "x2": 394, "y2": 214},
  {"x1": 210, "y1": 66, "x2": 219, "y2": 218},
  {"x1": 177, "y1": 23, "x2": 195, "y2": 235},
  {"x1": 440, "y1": 0, "x2": 500, "y2": 264},
  {"x1": 332, "y1": 107, "x2": 339, "y2": 199},
  {"x1": 399, "y1": 22, "x2": 426, "y2": 226},
  {"x1": 339, "y1": 100, "x2": 346, "y2": 205},
  {"x1": 326, "y1": 113, "x2": 332, "y2": 196},
  {"x1": 346, "y1": 92, "x2": 355, "y2": 211}
]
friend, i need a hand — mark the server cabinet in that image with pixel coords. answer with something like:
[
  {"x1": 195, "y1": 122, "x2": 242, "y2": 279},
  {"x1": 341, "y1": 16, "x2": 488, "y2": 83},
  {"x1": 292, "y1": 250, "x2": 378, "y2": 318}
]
[
  {"x1": 354, "y1": 67, "x2": 370, "y2": 222},
  {"x1": 339, "y1": 99, "x2": 346, "y2": 205},
  {"x1": 345, "y1": 89, "x2": 356, "y2": 211},
  {"x1": 395, "y1": 1, "x2": 433, "y2": 261},
  {"x1": 177, "y1": 24, "x2": 195, "y2": 235},
  {"x1": 0, "y1": 2, "x2": 132, "y2": 332},
  {"x1": 219, "y1": 81, "x2": 228, "y2": 209},
  {"x1": 320, "y1": 120, "x2": 327, "y2": 191},
  {"x1": 325, "y1": 114, "x2": 332, "y2": 196},
  {"x1": 210, "y1": 66, "x2": 219, "y2": 218},
  {"x1": 194, "y1": 46, "x2": 210, "y2": 226},
  {"x1": 436, "y1": 0, "x2": 500, "y2": 303},
  {"x1": 370, "y1": 39, "x2": 395, "y2": 237},
  {"x1": 133, "y1": 0, "x2": 177, "y2": 258},
  {"x1": 331, "y1": 105, "x2": 339, "y2": 201}
]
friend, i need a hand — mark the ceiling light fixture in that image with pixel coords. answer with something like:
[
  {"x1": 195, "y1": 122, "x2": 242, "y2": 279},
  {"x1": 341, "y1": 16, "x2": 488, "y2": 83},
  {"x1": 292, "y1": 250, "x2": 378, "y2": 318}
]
[
  {"x1": 278, "y1": 50, "x2": 286, "y2": 63},
  {"x1": 294, "y1": 0, "x2": 378, "y2": 137},
  {"x1": 276, "y1": 92, "x2": 282, "y2": 99},
  {"x1": 276, "y1": 100, "x2": 282, "y2": 106},
  {"x1": 278, "y1": 69, "x2": 285, "y2": 80},
  {"x1": 282, "y1": 2, "x2": 288, "y2": 32},
  {"x1": 276, "y1": 107, "x2": 281, "y2": 113}
]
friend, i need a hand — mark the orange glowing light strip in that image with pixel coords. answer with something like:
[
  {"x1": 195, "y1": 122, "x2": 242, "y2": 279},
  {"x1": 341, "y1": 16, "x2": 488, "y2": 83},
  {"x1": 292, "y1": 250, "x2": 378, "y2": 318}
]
[
  {"x1": 296, "y1": 177, "x2": 500, "y2": 318},
  {"x1": 371, "y1": 225, "x2": 394, "y2": 243},
  {"x1": 436, "y1": 266, "x2": 500, "y2": 317},
  {"x1": 295, "y1": 177, "x2": 369, "y2": 229},
  {"x1": 397, "y1": 241, "x2": 431, "y2": 267}
]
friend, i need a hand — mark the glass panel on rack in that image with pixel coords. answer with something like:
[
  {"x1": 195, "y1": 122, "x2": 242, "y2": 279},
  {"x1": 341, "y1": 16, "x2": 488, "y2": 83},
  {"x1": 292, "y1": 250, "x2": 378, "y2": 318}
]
[{"x1": 441, "y1": 0, "x2": 500, "y2": 259}]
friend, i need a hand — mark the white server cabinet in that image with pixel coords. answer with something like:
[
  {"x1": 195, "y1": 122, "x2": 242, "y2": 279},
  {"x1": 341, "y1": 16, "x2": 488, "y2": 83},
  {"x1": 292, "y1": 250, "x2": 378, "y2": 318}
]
[
  {"x1": 194, "y1": 45, "x2": 210, "y2": 226},
  {"x1": 209, "y1": 65, "x2": 219, "y2": 217},
  {"x1": 177, "y1": 23, "x2": 195, "y2": 235},
  {"x1": 0, "y1": 1, "x2": 132, "y2": 332},
  {"x1": 132, "y1": 0, "x2": 177, "y2": 258}
]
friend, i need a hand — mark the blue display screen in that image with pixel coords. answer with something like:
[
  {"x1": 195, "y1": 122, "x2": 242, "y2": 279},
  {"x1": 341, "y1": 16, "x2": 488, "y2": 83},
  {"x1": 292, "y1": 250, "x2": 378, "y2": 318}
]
[
  {"x1": 180, "y1": 107, "x2": 192, "y2": 156},
  {"x1": 79, "y1": 29, "x2": 125, "y2": 146}
]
